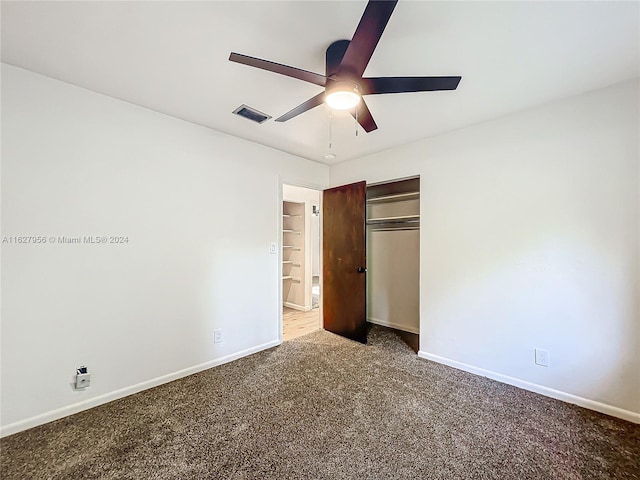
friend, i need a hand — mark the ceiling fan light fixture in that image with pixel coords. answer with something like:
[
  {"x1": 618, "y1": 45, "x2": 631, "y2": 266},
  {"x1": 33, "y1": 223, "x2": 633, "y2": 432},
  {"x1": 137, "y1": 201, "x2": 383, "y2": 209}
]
[{"x1": 325, "y1": 82, "x2": 361, "y2": 110}]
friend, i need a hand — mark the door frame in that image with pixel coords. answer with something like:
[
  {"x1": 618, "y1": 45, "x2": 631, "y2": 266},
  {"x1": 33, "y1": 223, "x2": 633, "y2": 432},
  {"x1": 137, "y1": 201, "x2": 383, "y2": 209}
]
[{"x1": 277, "y1": 177, "x2": 325, "y2": 344}]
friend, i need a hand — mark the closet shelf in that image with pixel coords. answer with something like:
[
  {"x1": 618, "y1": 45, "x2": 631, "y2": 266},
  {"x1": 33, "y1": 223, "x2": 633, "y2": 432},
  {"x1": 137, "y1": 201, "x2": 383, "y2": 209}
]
[
  {"x1": 282, "y1": 276, "x2": 301, "y2": 283},
  {"x1": 367, "y1": 214, "x2": 420, "y2": 225},
  {"x1": 367, "y1": 192, "x2": 419, "y2": 204},
  {"x1": 282, "y1": 214, "x2": 302, "y2": 218},
  {"x1": 282, "y1": 261, "x2": 301, "y2": 266},
  {"x1": 282, "y1": 229, "x2": 302, "y2": 234}
]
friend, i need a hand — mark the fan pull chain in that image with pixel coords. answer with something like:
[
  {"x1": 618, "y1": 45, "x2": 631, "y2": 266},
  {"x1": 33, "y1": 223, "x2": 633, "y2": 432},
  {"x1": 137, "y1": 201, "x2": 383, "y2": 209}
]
[{"x1": 355, "y1": 106, "x2": 359, "y2": 137}]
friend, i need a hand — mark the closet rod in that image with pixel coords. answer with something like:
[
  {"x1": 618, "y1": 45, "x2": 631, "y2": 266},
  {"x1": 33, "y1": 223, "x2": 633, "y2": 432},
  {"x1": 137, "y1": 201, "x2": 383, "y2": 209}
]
[
  {"x1": 366, "y1": 192, "x2": 419, "y2": 204},
  {"x1": 367, "y1": 215, "x2": 420, "y2": 225},
  {"x1": 366, "y1": 219, "x2": 419, "y2": 226},
  {"x1": 367, "y1": 218, "x2": 419, "y2": 225},
  {"x1": 368, "y1": 226, "x2": 420, "y2": 232}
]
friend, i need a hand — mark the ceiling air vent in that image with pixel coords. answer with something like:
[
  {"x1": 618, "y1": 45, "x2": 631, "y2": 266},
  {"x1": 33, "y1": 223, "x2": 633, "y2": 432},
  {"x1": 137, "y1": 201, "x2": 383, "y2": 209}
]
[{"x1": 232, "y1": 104, "x2": 271, "y2": 124}]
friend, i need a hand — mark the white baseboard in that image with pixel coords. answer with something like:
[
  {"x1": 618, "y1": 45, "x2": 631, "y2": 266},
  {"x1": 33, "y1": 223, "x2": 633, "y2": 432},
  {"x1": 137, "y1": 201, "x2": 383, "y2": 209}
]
[
  {"x1": 0, "y1": 339, "x2": 281, "y2": 438},
  {"x1": 367, "y1": 317, "x2": 420, "y2": 335},
  {"x1": 284, "y1": 302, "x2": 311, "y2": 312},
  {"x1": 418, "y1": 351, "x2": 640, "y2": 424}
]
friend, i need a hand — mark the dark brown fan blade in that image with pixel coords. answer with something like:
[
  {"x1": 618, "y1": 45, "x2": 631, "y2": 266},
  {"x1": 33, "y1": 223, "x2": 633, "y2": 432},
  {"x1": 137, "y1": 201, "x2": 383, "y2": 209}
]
[
  {"x1": 360, "y1": 76, "x2": 462, "y2": 94},
  {"x1": 339, "y1": 0, "x2": 398, "y2": 77},
  {"x1": 351, "y1": 99, "x2": 378, "y2": 133},
  {"x1": 229, "y1": 53, "x2": 327, "y2": 87},
  {"x1": 275, "y1": 92, "x2": 326, "y2": 122}
]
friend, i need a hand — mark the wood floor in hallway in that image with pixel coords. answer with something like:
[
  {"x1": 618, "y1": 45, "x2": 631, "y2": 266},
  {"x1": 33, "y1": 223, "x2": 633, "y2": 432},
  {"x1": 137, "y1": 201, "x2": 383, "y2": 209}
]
[{"x1": 283, "y1": 307, "x2": 320, "y2": 341}]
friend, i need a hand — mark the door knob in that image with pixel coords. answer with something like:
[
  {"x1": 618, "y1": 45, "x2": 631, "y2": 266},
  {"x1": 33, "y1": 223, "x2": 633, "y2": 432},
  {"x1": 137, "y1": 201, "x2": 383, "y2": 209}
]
[{"x1": 357, "y1": 266, "x2": 367, "y2": 273}]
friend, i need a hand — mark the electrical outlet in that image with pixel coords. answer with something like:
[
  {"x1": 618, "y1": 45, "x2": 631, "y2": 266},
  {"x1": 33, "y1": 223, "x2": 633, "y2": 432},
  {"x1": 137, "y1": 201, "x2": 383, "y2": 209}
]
[
  {"x1": 214, "y1": 329, "x2": 223, "y2": 343},
  {"x1": 535, "y1": 349, "x2": 550, "y2": 367},
  {"x1": 75, "y1": 366, "x2": 91, "y2": 389}
]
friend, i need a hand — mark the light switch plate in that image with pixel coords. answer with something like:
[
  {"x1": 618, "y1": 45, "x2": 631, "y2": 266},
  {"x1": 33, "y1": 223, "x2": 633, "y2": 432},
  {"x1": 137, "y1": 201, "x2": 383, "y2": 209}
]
[{"x1": 535, "y1": 349, "x2": 550, "y2": 367}]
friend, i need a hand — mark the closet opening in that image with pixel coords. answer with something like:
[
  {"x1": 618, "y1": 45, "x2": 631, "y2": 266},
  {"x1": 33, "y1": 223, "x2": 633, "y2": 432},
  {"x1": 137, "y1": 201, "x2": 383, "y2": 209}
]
[
  {"x1": 281, "y1": 184, "x2": 322, "y2": 341},
  {"x1": 366, "y1": 176, "x2": 420, "y2": 352},
  {"x1": 321, "y1": 176, "x2": 420, "y2": 352}
]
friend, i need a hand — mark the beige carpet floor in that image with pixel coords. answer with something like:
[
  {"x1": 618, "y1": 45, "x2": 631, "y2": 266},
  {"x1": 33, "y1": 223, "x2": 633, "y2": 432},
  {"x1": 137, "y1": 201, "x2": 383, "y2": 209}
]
[{"x1": 1, "y1": 325, "x2": 639, "y2": 479}]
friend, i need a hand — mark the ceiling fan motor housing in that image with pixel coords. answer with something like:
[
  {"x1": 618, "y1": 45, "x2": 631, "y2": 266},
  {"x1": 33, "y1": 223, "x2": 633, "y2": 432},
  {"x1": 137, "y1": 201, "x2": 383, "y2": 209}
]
[
  {"x1": 325, "y1": 40, "x2": 363, "y2": 110},
  {"x1": 326, "y1": 39, "x2": 351, "y2": 78}
]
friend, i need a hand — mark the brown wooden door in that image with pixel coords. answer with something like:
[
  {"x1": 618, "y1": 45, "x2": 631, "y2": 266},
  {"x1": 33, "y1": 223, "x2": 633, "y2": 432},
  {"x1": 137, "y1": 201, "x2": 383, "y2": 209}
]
[{"x1": 323, "y1": 181, "x2": 367, "y2": 343}]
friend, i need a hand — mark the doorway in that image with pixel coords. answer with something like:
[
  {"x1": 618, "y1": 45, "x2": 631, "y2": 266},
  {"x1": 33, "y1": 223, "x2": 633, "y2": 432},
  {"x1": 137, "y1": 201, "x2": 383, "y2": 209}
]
[
  {"x1": 282, "y1": 184, "x2": 321, "y2": 341},
  {"x1": 323, "y1": 177, "x2": 420, "y2": 350}
]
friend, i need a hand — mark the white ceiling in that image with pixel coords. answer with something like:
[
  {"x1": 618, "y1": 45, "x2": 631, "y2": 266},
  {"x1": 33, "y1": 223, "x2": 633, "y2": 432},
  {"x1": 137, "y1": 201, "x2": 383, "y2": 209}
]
[{"x1": 2, "y1": 1, "x2": 638, "y2": 165}]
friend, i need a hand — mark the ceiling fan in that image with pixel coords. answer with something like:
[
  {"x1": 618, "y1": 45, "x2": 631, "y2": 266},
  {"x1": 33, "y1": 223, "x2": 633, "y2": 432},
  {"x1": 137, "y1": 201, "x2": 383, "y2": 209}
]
[{"x1": 229, "y1": 0, "x2": 461, "y2": 133}]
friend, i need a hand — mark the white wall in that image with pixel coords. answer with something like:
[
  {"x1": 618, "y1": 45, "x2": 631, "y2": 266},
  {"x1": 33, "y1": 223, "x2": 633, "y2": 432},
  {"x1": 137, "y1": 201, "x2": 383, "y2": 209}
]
[
  {"x1": 283, "y1": 184, "x2": 320, "y2": 310},
  {"x1": 330, "y1": 80, "x2": 640, "y2": 422},
  {"x1": 0, "y1": 64, "x2": 329, "y2": 435},
  {"x1": 367, "y1": 229, "x2": 420, "y2": 333}
]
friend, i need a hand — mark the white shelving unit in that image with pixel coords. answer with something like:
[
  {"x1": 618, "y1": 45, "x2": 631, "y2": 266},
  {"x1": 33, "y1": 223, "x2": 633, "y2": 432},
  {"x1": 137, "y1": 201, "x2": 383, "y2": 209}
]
[
  {"x1": 282, "y1": 201, "x2": 305, "y2": 309},
  {"x1": 366, "y1": 185, "x2": 420, "y2": 231}
]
